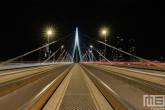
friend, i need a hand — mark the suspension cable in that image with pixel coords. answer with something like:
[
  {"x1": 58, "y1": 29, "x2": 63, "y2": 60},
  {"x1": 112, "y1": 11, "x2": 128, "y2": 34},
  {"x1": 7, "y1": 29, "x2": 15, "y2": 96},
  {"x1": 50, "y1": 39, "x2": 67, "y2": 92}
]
[
  {"x1": 0, "y1": 32, "x2": 75, "y2": 66},
  {"x1": 79, "y1": 33, "x2": 112, "y2": 63},
  {"x1": 79, "y1": 32, "x2": 162, "y2": 67}
]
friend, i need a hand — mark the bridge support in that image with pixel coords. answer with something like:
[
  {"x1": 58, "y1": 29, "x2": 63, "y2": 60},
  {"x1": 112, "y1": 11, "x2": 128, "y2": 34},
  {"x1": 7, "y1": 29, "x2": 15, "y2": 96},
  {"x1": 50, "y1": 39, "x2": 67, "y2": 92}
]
[{"x1": 72, "y1": 27, "x2": 82, "y2": 63}]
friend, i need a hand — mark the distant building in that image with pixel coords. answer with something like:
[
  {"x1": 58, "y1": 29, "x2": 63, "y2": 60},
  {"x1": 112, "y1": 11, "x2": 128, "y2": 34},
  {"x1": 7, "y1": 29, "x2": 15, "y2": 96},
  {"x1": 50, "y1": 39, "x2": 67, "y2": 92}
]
[
  {"x1": 99, "y1": 50, "x2": 105, "y2": 61},
  {"x1": 114, "y1": 37, "x2": 124, "y2": 61},
  {"x1": 38, "y1": 43, "x2": 51, "y2": 61},
  {"x1": 129, "y1": 38, "x2": 136, "y2": 60}
]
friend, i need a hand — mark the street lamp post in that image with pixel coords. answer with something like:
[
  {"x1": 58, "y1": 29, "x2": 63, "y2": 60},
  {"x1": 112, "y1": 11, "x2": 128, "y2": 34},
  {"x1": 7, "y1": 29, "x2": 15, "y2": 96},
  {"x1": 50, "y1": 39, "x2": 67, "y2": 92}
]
[
  {"x1": 53, "y1": 54, "x2": 55, "y2": 63},
  {"x1": 102, "y1": 30, "x2": 107, "y2": 58},
  {"x1": 61, "y1": 45, "x2": 64, "y2": 53},
  {"x1": 61, "y1": 45, "x2": 64, "y2": 61},
  {"x1": 90, "y1": 45, "x2": 93, "y2": 62},
  {"x1": 47, "y1": 30, "x2": 52, "y2": 60}
]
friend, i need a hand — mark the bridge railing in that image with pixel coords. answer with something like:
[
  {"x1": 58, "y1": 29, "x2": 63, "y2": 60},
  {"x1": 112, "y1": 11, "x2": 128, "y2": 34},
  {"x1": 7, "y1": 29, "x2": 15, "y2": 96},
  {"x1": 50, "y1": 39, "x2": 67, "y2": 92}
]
[
  {"x1": 0, "y1": 61, "x2": 74, "y2": 65},
  {"x1": 81, "y1": 61, "x2": 165, "y2": 66}
]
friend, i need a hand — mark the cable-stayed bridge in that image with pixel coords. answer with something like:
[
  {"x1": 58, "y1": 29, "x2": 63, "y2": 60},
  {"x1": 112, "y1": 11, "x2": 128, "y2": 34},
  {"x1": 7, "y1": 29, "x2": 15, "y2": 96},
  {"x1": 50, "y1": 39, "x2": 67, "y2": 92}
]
[{"x1": 0, "y1": 27, "x2": 165, "y2": 110}]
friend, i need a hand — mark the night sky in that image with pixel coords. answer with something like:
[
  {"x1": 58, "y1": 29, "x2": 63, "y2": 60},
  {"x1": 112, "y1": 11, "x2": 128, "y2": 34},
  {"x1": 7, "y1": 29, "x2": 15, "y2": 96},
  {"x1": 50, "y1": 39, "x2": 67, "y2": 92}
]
[{"x1": 0, "y1": 0, "x2": 164, "y2": 61}]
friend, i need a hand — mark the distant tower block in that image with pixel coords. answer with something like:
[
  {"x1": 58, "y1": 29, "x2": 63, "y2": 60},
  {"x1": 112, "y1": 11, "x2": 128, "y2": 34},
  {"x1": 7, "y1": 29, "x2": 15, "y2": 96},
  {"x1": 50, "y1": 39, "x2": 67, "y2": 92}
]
[
  {"x1": 38, "y1": 43, "x2": 48, "y2": 61},
  {"x1": 129, "y1": 38, "x2": 136, "y2": 60},
  {"x1": 115, "y1": 37, "x2": 124, "y2": 61}
]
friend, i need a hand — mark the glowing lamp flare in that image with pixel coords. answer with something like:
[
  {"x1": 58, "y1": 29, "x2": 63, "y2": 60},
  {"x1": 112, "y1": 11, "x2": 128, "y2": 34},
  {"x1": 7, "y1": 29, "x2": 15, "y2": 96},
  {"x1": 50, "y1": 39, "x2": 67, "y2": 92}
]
[
  {"x1": 102, "y1": 30, "x2": 106, "y2": 34},
  {"x1": 47, "y1": 30, "x2": 52, "y2": 35}
]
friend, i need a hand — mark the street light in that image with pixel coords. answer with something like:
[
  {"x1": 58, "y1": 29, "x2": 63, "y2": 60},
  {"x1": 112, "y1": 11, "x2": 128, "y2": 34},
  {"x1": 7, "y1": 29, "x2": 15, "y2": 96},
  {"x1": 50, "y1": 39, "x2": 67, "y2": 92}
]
[
  {"x1": 47, "y1": 30, "x2": 52, "y2": 60},
  {"x1": 90, "y1": 45, "x2": 93, "y2": 49},
  {"x1": 102, "y1": 30, "x2": 107, "y2": 58},
  {"x1": 90, "y1": 45, "x2": 93, "y2": 53},
  {"x1": 90, "y1": 45, "x2": 93, "y2": 62},
  {"x1": 61, "y1": 45, "x2": 64, "y2": 62},
  {"x1": 61, "y1": 45, "x2": 64, "y2": 53},
  {"x1": 47, "y1": 30, "x2": 52, "y2": 35}
]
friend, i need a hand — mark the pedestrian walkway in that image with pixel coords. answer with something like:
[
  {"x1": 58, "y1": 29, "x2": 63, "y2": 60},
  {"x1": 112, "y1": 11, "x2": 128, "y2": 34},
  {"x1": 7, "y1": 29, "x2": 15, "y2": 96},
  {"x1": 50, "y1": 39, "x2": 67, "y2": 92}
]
[{"x1": 43, "y1": 63, "x2": 113, "y2": 110}]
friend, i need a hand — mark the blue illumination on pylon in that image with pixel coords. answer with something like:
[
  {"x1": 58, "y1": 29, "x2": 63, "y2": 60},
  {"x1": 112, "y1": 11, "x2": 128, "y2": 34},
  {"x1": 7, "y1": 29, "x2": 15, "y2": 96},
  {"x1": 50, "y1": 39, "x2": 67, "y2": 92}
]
[{"x1": 72, "y1": 27, "x2": 82, "y2": 61}]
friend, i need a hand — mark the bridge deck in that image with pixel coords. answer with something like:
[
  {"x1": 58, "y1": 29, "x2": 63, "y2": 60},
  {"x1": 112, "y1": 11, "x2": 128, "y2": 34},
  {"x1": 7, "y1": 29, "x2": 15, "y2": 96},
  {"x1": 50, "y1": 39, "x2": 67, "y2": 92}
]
[{"x1": 43, "y1": 64, "x2": 113, "y2": 110}]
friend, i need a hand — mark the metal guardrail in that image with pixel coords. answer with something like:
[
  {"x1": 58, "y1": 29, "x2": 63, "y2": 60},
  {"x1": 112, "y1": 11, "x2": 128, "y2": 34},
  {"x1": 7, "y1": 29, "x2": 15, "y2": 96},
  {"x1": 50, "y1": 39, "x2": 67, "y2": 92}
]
[
  {"x1": 80, "y1": 64, "x2": 135, "y2": 110},
  {"x1": 0, "y1": 61, "x2": 73, "y2": 64},
  {"x1": 18, "y1": 64, "x2": 73, "y2": 110}
]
